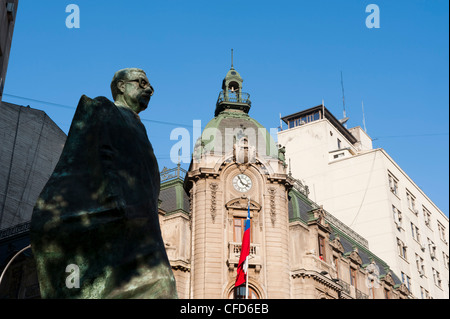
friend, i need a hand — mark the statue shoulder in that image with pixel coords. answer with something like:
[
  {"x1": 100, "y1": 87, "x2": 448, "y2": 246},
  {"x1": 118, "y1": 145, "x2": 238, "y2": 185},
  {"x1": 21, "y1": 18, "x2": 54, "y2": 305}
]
[
  {"x1": 77, "y1": 95, "x2": 115, "y2": 109},
  {"x1": 74, "y1": 95, "x2": 116, "y2": 118}
]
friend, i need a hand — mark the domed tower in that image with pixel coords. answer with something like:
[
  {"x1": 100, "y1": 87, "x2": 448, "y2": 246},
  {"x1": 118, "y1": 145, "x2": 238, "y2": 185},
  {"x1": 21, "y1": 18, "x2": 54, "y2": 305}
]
[
  {"x1": 185, "y1": 62, "x2": 292, "y2": 299},
  {"x1": 215, "y1": 64, "x2": 249, "y2": 116}
]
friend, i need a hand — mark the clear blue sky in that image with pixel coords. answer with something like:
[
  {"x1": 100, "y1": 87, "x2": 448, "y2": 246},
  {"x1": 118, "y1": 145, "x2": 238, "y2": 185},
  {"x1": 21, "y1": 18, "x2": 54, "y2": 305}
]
[{"x1": 3, "y1": 0, "x2": 449, "y2": 216}]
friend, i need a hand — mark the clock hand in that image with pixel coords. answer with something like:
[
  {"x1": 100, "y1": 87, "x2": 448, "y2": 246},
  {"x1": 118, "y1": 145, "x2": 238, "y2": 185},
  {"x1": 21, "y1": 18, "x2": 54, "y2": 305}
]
[{"x1": 238, "y1": 176, "x2": 249, "y2": 187}]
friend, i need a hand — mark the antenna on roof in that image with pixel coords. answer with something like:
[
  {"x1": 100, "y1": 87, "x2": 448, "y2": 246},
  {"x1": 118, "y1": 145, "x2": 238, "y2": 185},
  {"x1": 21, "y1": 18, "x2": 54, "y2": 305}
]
[
  {"x1": 322, "y1": 99, "x2": 325, "y2": 119},
  {"x1": 341, "y1": 71, "x2": 346, "y2": 119},
  {"x1": 340, "y1": 71, "x2": 349, "y2": 128},
  {"x1": 362, "y1": 100, "x2": 367, "y2": 132}
]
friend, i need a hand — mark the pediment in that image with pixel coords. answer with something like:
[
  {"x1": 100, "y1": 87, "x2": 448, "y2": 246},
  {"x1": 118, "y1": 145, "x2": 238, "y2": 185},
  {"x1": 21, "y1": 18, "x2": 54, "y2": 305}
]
[
  {"x1": 331, "y1": 237, "x2": 345, "y2": 254},
  {"x1": 382, "y1": 272, "x2": 396, "y2": 286},
  {"x1": 397, "y1": 283, "x2": 410, "y2": 295},
  {"x1": 348, "y1": 248, "x2": 362, "y2": 266},
  {"x1": 308, "y1": 207, "x2": 332, "y2": 233},
  {"x1": 226, "y1": 197, "x2": 261, "y2": 211}
]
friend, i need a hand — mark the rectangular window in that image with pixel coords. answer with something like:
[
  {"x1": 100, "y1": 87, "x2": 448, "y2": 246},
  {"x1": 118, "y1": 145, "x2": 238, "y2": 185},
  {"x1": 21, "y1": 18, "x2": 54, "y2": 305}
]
[
  {"x1": 401, "y1": 272, "x2": 412, "y2": 291},
  {"x1": 384, "y1": 288, "x2": 390, "y2": 299},
  {"x1": 415, "y1": 253, "x2": 425, "y2": 277},
  {"x1": 423, "y1": 206, "x2": 432, "y2": 227},
  {"x1": 420, "y1": 286, "x2": 428, "y2": 299},
  {"x1": 443, "y1": 252, "x2": 449, "y2": 269},
  {"x1": 397, "y1": 238, "x2": 408, "y2": 260},
  {"x1": 350, "y1": 267, "x2": 357, "y2": 289},
  {"x1": 333, "y1": 152, "x2": 345, "y2": 159},
  {"x1": 428, "y1": 238, "x2": 436, "y2": 259},
  {"x1": 313, "y1": 112, "x2": 320, "y2": 121},
  {"x1": 393, "y1": 205, "x2": 403, "y2": 229},
  {"x1": 437, "y1": 222, "x2": 447, "y2": 243},
  {"x1": 333, "y1": 256, "x2": 339, "y2": 279},
  {"x1": 368, "y1": 286, "x2": 374, "y2": 299},
  {"x1": 406, "y1": 190, "x2": 417, "y2": 214},
  {"x1": 432, "y1": 268, "x2": 442, "y2": 288},
  {"x1": 234, "y1": 218, "x2": 243, "y2": 242},
  {"x1": 233, "y1": 217, "x2": 253, "y2": 243},
  {"x1": 411, "y1": 222, "x2": 420, "y2": 242},
  {"x1": 388, "y1": 172, "x2": 399, "y2": 196},
  {"x1": 337, "y1": 138, "x2": 342, "y2": 150},
  {"x1": 318, "y1": 236, "x2": 326, "y2": 261}
]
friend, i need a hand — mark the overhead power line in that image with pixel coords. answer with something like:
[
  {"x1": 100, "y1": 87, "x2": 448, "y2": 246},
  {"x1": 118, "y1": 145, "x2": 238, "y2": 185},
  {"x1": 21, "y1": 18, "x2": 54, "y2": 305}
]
[
  {"x1": 3, "y1": 93, "x2": 193, "y2": 128},
  {"x1": 373, "y1": 133, "x2": 449, "y2": 140}
]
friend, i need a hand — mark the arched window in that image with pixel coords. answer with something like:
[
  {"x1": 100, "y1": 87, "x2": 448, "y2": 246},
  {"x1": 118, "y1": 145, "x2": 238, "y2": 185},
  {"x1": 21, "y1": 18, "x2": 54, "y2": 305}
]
[
  {"x1": 229, "y1": 285, "x2": 259, "y2": 299},
  {"x1": 228, "y1": 81, "x2": 240, "y2": 93}
]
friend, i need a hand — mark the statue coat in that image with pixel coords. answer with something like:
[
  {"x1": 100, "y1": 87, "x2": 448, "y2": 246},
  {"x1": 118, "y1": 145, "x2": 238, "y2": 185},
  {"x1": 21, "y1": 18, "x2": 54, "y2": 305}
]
[{"x1": 30, "y1": 95, "x2": 177, "y2": 299}]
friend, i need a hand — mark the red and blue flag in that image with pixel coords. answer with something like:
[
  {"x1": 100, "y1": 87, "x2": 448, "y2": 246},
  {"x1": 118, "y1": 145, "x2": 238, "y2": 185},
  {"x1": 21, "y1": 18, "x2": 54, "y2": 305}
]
[{"x1": 235, "y1": 202, "x2": 251, "y2": 287}]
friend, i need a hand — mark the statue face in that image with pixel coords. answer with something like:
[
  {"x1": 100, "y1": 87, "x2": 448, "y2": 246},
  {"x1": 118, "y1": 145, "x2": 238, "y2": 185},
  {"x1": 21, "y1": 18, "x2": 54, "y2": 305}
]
[{"x1": 120, "y1": 71, "x2": 154, "y2": 113}]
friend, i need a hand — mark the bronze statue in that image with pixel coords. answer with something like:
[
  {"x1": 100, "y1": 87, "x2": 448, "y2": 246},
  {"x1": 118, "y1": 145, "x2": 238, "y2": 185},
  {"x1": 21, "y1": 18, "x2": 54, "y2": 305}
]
[{"x1": 30, "y1": 68, "x2": 178, "y2": 299}]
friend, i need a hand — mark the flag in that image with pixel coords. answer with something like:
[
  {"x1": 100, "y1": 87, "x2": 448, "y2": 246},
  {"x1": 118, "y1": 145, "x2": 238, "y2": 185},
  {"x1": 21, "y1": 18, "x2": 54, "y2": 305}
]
[{"x1": 235, "y1": 201, "x2": 251, "y2": 287}]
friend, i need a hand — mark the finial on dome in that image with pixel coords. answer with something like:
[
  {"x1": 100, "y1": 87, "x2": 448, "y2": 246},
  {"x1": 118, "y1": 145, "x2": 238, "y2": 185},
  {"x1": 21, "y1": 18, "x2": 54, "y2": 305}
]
[{"x1": 231, "y1": 48, "x2": 234, "y2": 70}]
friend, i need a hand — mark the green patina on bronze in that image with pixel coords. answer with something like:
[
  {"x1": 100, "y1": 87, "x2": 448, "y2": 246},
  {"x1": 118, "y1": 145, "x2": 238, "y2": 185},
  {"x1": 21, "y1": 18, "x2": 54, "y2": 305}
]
[{"x1": 30, "y1": 68, "x2": 178, "y2": 299}]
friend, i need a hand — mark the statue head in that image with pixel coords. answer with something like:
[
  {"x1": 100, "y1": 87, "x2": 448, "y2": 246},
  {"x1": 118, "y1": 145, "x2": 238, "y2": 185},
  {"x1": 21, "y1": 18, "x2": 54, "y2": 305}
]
[{"x1": 111, "y1": 68, "x2": 154, "y2": 114}]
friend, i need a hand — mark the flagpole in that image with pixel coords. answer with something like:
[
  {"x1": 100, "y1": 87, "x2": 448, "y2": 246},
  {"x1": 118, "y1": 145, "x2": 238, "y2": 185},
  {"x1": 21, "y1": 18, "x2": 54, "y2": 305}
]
[
  {"x1": 245, "y1": 261, "x2": 249, "y2": 299},
  {"x1": 245, "y1": 196, "x2": 250, "y2": 300}
]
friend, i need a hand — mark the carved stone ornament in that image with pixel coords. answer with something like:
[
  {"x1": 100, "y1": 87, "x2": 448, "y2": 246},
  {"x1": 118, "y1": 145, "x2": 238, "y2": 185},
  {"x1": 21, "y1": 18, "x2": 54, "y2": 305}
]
[
  {"x1": 189, "y1": 187, "x2": 193, "y2": 229},
  {"x1": 330, "y1": 236, "x2": 345, "y2": 254},
  {"x1": 349, "y1": 247, "x2": 363, "y2": 266},
  {"x1": 268, "y1": 187, "x2": 276, "y2": 226},
  {"x1": 238, "y1": 163, "x2": 249, "y2": 174},
  {"x1": 382, "y1": 272, "x2": 396, "y2": 287},
  {"x1": 225, "y1": 197, "x2": 262, "y2": 230},
  {"x1": 366, "y1": 261, "x2": 380, "y2": 276},
  {"x1": 397, "y1": 283, "x2": 410, "y2": 295},
  {"x1": 210, "y1": 183, "x2": 219, "y2": 223},
  {"x1": 225, "y1": 197, "x2": 261, "y2": 211}
]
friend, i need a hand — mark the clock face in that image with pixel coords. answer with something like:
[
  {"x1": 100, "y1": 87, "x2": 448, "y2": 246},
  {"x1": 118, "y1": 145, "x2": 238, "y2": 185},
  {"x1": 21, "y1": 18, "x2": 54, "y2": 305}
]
[{"x1": 232, "y1": 174, "x2": 252, "y2": 192}]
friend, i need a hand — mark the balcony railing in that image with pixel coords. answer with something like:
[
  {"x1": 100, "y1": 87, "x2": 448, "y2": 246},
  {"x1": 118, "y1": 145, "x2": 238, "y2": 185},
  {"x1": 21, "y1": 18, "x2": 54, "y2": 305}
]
[
  {"x1": 356, "y1": 289, "x2": 369, "y2": 299},
  {"x1": 0, "y1": 221, "x2": 30, "y2": 240},
  {"x1": 160, "y1": 164, "x2": 187, "y2": 183},
  {"x1": 227, "y1": 242, "x2": 262, "y2": 268},
  {"x1": 290, "y1": 176, "x2": 310, "y2": 198},
  {"x1": 336, "y1": 279, "x2": 351, "y2": 295},
  {"x1": 217, "y1": 91, "x2": 251, "y2": 105}
]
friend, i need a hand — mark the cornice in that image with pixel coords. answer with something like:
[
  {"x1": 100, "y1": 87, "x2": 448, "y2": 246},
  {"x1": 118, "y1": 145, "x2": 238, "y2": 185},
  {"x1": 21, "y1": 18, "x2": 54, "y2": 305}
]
[{"x1": 291, "y1": 269, "x2": 342, "y2": 292}]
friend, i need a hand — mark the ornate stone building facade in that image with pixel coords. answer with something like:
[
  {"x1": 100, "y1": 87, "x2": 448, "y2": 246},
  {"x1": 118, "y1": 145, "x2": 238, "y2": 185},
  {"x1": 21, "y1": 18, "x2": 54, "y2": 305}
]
[{"x1": 157, "y1": 67, "x2": 411, "y2": 299}]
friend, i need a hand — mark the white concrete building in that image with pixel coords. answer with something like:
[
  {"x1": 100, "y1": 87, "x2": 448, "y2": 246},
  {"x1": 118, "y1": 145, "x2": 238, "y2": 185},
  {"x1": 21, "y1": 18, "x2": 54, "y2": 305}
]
[{"x1": 278, "y1": 105, "x2": 449, "y2": 299}]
